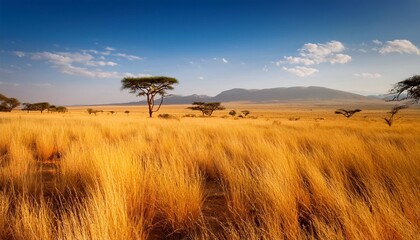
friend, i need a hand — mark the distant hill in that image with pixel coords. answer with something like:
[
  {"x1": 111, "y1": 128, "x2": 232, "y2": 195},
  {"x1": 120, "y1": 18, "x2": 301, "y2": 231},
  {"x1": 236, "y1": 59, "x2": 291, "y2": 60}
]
[{"x1": 115, "y1": 86, "x2": 381, "y2": 105}]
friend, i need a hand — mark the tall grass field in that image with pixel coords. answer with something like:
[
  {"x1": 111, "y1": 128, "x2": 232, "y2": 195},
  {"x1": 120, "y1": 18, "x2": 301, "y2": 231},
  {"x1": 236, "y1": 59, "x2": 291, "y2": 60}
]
[{"x1": 0, "y1": 105, "x2": 419, "y2": 239}]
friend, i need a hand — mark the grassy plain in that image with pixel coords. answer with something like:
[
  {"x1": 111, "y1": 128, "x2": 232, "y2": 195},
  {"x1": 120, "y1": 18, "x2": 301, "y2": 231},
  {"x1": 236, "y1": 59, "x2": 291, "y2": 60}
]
[{"x1": 0, "y1": 104, "x2": 419, "y2": 239}]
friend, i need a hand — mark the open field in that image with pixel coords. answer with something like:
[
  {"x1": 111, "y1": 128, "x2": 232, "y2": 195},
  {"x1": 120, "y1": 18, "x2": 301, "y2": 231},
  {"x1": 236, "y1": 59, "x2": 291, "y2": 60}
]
[{"x1": 1, "y1": 105, "x2": 419, "y2": 239}]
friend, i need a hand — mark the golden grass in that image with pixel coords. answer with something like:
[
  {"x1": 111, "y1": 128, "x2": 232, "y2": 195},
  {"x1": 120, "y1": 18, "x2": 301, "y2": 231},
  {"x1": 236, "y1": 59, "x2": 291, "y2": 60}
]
[{"x1": 0, "y1": 105, "x2": 419, "y2": 239}]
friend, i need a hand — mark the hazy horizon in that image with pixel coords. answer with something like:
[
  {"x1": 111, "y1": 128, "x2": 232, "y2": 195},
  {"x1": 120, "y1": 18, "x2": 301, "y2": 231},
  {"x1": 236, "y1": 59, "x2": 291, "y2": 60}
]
[{"x1": 1, "y1": 0, "x2": 419, "y2": 105}]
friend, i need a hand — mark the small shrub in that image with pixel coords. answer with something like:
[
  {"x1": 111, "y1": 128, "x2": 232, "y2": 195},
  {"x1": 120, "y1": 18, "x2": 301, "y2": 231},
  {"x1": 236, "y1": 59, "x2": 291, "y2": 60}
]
[
  {"x1": 182, "y1": 114, "x2": 196, "y2": 118},
  {"x1": 241, "y1": 110, "x2": 250, "y2": 116},
  {"x1": 158, "y1": 114, "x2": 178, "y2": 120}
]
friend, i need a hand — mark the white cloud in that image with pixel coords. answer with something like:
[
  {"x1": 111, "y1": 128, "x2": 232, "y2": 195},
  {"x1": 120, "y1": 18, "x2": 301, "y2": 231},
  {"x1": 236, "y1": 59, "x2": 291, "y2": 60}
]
[
  {"x1": 105, "y1": 46, "x2": 115, "y2": 51},
  {"x1": 198, "y1": 76, "x2": 204, "y2": 80},
  {"x1": 31, "y1": 51, "x2": 118, "y2": 67},
  {"x1": 372, "y1": 40, "x2": 383, "y2": 45},
  {"x1": 32, "y1": 51, "x2": 93, "y2": 65},
  {"x1": 20, "y1": 50, "x2": 145, "y2": 79},
  {"x1": 282, "y1": 66, "x2": 318, "y2": 77},
  {"x1": 12, "y1": 51, "x2": 26, "y2": 57},
  {"x1": 281, "y1": 56, "x2": 316, "y2": 65},
  {"x1": 358, "y1": 49, "x2": 367, "y2": 53},
  {"x1": 60, "y1": 64, "x2": 122, "y2": 78},
  {"x1": 82, "y1": 49, "x2": 99, "y2": 54},
  {"x1": 262, "y1": 65, "x2": 269, "y2": 72},
  {"x1": 354, "y1": 72, "x2": 382, "y2": 78},
  {"x1": 329, "y1": 54, "x2": 352, "y2": 64},
  {"x1": 114, "y1": 53, "x2": 142, "y2": 61},
  {"x1": 100, "y1": 51, "x2": 111, "y2": 56},
  {"x1": 222, "y1": 58, "x2": 229, "y2": 63},
  {"x1": 122, "y1": 72, "x2": 152, "y2": 78},
  {"x1": 86, "y1": 61, "x2": 118, "y2": 67},
  {"x1": 379, "y1": 39, "x2": 420, "y2": 55},
  {"x1": 281, "y1": 40, "x2": 351, "y2": 66}
]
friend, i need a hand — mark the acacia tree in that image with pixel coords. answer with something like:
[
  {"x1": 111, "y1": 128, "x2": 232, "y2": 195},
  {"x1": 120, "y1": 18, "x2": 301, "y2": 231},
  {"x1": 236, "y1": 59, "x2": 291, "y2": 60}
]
[
  {"x1": 188, "y1": 102, "x2": 225, "y2": 116},
  {"x1": 36, "y1": 102, "x2": 50, "y2": 114},
  {"x1": 241, "y1": 110, "x2": 250, "y2": 117},
  {"x1": 384, "y1": 105, "x2": 408, "y2": 127},
  {"x1": 121, "y1": 76, "x2": 178, "y2": 118},
  {"x1": 0, "y1": 95, "x2": 20, "y2": 112},
  {"x1": 389, "y1": 75, "x2": 420, "y2": 103},
  {"x1": 334, "y1": 109, "x2": 362, "y2": 118},
  {"x1": 48, "y1": 105, "x2": 57, "y2": 113},
  {"x1": 56, "y1": 106, "x2": 68, "y2": 113}
]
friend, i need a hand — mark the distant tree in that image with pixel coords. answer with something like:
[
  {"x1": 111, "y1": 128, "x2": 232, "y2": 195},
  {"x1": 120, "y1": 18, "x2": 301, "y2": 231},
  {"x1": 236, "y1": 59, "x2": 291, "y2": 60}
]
[
  {"x1": 124, "y1": 110, "x2": 130, "y2": 116},
  {"x1": 384, "y1": 105, "x2": 408, "y2": 127},
  {"x1": 21, "y1": 102, "x2": 49, "y2": 113},
  {"x1": 110, "y1": 111, "x2": 115, "y2": 114},
  {"x1": 56, "y1": 106, "x2": 67, "y2": 113},
  {"x1": 334, "y1": 109, "x2": 362, "y2": 118},
  {"x1": 48, "y1": 105, "x2": 57, "y2": 113},
  {"x1": 121, "y1": 76, "x2": 178, "y2": 118},
  {"x1": 229, "y1": 110, "x2": 236, "y2": 117},
  {"x1": 188, "y1": 102, "x2": 225, "y2": 116},
  {"x1": 36, "y1": 102, "x2": 50, "y2": 113},
  {"x1": 388, "y1": 75, "x2": 420, "y2": 103},
  {"x1": 0, "y1": 95, "x2": 20, "y2": 112},
  {"x1": 87, "y1": 109, "x2": 103, "y2": 115},
  {"x1": 22, "y1": 103, "x2": 34, "y2": 113},
  {"x1": 241, "y1": 110, "x2": 250, "y2": 117}
]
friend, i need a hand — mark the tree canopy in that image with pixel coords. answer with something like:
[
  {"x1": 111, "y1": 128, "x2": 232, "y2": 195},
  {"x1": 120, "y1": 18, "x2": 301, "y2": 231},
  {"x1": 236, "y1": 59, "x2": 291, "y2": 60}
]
[
  {"x1": 0, "y1": 93, "x2": 20, "y2": 112},
  {"x1": 334, "y1": 109, "x2": 361, "y2": 118},
  {"x1": 22, "y1": 102, "x2": 50, "y2": 113},
  {"x1": 188, "y1": 102, "x2": 225, "y2": 116},
  {"x1": 121, "y1": 76, "x2": 178, "y2": 117},
  {"x1": 389, "y1": 75, "x2": 420, "y2": 103}
]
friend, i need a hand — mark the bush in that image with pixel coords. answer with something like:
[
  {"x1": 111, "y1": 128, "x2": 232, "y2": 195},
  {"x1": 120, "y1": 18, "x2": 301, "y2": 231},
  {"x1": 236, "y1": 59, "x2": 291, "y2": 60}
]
[
  {"x1": 158, "y1": 114, "x2": 178, "y2": 120},
  {"x1": 182, "y1": 114, "x2": 196, "y2": 118}
]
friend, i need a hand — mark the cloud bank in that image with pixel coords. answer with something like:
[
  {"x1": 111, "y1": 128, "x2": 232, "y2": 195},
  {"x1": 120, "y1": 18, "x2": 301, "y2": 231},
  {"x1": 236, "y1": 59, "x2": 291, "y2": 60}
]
[
  {"x1": 282, "y1": 66, "x2": 319, "y2": 77},
  {"x1": 378, "y1": 39, "x2": 420, "y2": 55},
  {"x1": 14, "y1": 48, "x2": 146, "y2": 79},
  {"x1": 279, "y1": 40, "x2": 351, "y2": 77},
  {"x1": 354, "y1": 72, "x2": 382, "y2": 78}
]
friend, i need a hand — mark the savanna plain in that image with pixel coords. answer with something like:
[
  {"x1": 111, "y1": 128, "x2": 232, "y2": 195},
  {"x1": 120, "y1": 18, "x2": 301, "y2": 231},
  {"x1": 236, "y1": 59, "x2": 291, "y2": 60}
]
[{"x1": 0, "y1": 104, "x2": 419, "y2": 240}]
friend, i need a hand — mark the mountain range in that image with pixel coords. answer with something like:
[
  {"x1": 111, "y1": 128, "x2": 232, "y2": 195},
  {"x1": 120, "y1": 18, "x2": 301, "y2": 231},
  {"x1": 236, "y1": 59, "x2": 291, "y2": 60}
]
[{"x1": 119, "y1": 86, "x2": 382, "y2": 105}]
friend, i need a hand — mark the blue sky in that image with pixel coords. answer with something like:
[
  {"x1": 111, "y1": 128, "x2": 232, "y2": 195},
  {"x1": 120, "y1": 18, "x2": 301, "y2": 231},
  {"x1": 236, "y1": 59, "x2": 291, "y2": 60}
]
[{"x1": 0, "y1": 0, "x2": 419, "y2": 105}]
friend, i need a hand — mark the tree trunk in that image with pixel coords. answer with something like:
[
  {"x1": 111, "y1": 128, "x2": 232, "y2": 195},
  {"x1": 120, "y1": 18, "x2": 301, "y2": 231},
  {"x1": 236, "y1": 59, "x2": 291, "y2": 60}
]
[{"x1": 147, "y1": 94, "x2": 153, "y2": 118}]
